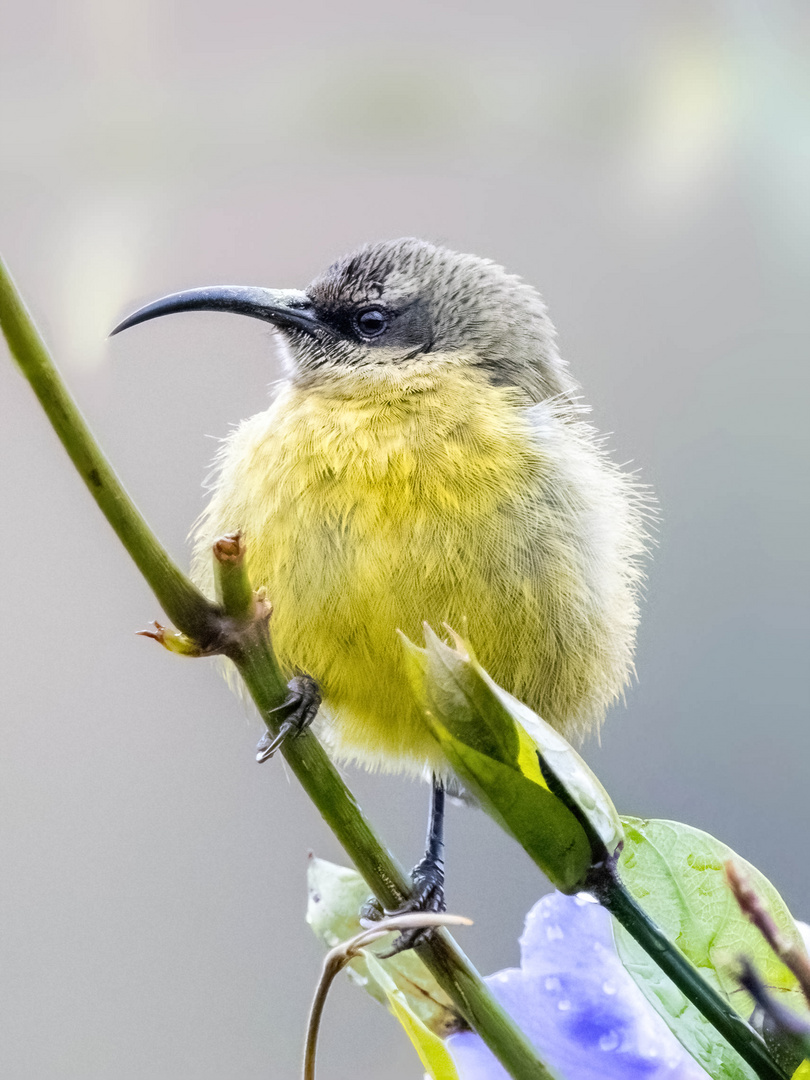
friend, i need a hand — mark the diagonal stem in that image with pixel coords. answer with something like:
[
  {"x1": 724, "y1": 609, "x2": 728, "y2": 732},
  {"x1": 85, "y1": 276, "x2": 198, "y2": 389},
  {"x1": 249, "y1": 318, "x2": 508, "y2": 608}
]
[
  {"x1": 593, "y1": 863, "x2": 787, "y2": 1080},
  {"x1": 0, "y1": 253, "x2": 555, "y2": 1080},
  {"x1": 539, "y1": 750, "x2": 788, "y2": 1080},
  {"x1": 726, "y1": 860, "x2": 810, "y2": 1010},
  {"x1": 0, "y1": 257, "x2": 218, "y2": 645}
]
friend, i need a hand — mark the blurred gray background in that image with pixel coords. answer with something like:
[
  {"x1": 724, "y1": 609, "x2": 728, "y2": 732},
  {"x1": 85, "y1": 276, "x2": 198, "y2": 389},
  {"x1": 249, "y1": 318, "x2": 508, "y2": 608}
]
[{"x1": 1, "y1": 1, "x2": 808, "y2": 1077}]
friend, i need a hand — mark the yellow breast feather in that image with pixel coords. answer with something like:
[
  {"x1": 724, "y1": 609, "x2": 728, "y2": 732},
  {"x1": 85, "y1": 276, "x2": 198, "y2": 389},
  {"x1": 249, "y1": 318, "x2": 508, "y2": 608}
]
[{"x1": 192, "y1": 357, "x2": 644, "y2": 776}]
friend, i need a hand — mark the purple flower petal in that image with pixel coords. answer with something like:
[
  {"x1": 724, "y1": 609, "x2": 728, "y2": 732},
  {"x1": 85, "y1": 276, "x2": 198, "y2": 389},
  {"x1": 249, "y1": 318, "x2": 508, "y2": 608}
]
[{"x1": 447, "y1": 892, "x2": 710, "y2": 1080}]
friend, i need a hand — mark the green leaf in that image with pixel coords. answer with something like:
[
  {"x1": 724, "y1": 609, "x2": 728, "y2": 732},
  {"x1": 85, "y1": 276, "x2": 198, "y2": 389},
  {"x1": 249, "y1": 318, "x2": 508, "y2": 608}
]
[
  {"x1": 306, "y1": 856, "x2": 463, "y2": 1038},
  {"x1": 402, "y1": 626, "x2": 623, "y2": 890},
  {"x1": 364, "y1": 952, "x2": 461, "y2": 1080},
  {"x1": 402, "y1": 625, "x2": 521, "y2": 766},
  {"x1": 428, "y1": 720, "x2": 592, "y2": 892},
  {"x1": 613, "y1": 817, "x2": 810, "y2": 1080}
]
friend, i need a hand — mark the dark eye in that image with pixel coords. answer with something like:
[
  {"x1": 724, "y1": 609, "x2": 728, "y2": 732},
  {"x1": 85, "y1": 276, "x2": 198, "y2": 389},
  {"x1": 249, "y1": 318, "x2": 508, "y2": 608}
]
[{"x1": 354, "y1": 307, "x2": 388, "y2": 338}]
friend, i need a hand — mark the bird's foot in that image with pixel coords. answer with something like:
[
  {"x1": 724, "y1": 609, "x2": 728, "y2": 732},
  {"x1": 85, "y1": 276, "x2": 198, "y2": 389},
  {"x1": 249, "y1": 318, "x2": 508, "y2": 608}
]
[
  {"x1": 362, "y1": 854, "x2": 446, "y2": 956},
  {"x1": 256, "y1": 675, "x2": 321, "y2": 762}
]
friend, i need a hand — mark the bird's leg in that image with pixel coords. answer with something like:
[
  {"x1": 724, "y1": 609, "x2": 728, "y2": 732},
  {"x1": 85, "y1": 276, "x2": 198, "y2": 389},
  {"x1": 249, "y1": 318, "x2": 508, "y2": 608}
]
[
  {"x1": 364, "y1": 777, "x2": 447, "y2": 955},
  {"x1": 413, "y1": 777, "x2": 447, "y2": 911},
  {"x1": 256, "y1": 674, "x2": 321, "y2": 762}
]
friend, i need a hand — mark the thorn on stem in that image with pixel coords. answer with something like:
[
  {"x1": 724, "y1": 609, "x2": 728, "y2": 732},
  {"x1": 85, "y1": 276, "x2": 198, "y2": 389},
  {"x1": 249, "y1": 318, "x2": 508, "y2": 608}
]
[
  {"x1": 136, "y1": 620, "x2": 167, "y2": 643},
  {"x1": 254, "y1": 591, "x2": 273, "y2": 622},
  {"x1": 136, "y1": 620, "x2": 203, "y2": 656}
]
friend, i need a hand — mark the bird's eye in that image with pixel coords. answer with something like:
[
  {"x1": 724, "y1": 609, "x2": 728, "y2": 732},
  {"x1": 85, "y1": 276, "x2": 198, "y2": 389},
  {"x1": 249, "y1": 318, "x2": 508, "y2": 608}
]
[{"x1": 354, "y1": 307, "x2": 388, "y2": 338}]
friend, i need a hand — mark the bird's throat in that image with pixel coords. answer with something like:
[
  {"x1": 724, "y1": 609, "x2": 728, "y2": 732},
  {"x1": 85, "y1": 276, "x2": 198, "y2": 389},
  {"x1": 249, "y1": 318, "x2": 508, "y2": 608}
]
[{"x1": 276, "y1": 356, "x2": 534, "y2": 485}]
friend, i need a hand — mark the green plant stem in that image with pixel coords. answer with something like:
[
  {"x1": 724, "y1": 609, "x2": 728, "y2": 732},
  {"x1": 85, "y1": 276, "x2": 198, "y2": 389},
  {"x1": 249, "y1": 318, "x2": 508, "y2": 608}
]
[
  {"x1": 600, "y1": 872, "x2": 788, "y2": 1080},
  {"x1": 541, "y1": 749, "x2": 787, "y2": 1080},
  {"x1": 0, "y1": 257, "x2": 217, "y2": 644},
  {"x1": 212, "y1": 533, "x2": 256, "y2": 620},
  {"x1": 0, "y1": 254, "x2": 554, "y2": 1080}
]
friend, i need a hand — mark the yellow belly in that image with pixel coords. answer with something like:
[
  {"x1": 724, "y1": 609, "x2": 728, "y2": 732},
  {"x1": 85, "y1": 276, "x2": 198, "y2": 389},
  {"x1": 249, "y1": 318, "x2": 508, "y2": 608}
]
[{"x1": 192, "y1": 359, "x2": 640, "y2": 776}]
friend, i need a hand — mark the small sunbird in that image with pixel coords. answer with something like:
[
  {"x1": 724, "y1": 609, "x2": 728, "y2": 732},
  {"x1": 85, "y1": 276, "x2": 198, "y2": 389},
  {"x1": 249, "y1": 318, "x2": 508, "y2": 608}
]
[{"x1": 112, "y1": 238, "x2": 648, "y2": 942}]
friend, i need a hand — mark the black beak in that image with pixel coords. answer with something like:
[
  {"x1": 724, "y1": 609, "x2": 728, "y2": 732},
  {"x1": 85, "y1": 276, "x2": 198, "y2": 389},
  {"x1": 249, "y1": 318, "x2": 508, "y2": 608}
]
[{"x1": 109, "y1": 286, "x2": 325, "y2": 338}]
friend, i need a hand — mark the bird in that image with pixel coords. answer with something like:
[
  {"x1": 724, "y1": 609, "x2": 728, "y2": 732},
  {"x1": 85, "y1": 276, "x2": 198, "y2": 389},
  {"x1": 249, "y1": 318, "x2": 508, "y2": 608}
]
[{"x1": 111, "y1": 238, "x2": 649, "y2": 942}]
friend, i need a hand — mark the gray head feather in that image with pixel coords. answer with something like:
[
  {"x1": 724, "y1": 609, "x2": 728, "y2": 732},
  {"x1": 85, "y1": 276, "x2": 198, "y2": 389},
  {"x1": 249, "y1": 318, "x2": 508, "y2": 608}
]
[{"x1": 297, "y1": 238, "x2": 575, "y2": 403}]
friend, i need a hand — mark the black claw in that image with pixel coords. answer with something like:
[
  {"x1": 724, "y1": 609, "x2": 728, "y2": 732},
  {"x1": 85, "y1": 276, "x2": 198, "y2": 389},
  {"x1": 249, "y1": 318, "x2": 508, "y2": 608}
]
[
  {"x1": 360, "y1": 896, "x2": 384, "y2": 925},
  {"x1": 373, "y1": 854, "x2": 447, "y2": 957},
  {"x1": 256, "y1": 674, "x2": 321, "y2": 762}
]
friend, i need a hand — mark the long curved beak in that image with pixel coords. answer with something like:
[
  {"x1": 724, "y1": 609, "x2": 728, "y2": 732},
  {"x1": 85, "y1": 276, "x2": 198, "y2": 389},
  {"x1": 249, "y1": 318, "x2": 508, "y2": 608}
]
[{"x1": 109, "y1": 286, "x2": 325, "y2": 338}]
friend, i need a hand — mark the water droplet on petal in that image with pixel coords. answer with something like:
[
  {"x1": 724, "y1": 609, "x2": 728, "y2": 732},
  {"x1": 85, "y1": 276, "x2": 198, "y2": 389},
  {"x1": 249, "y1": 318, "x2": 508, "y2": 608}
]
[
  {"x1": 602, "y1": 980, "x2": 617, "y2": 995},
  {"x1": 557, "y1": 999, "x2": 571, "y2": 1011},
  {"x1": 546, "y1": 924, "x2": 564, "y2": 941},
  {"x1": 544, "y1": 976, "x2": 561, "y2": 992},
  {"x1": 599, "y1": 1030, "x2": 620, "y2": 1052}
]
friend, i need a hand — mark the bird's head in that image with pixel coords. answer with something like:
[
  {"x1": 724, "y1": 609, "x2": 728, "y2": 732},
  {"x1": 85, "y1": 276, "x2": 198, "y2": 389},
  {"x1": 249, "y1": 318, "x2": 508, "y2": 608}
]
[{"x1": 111, "y1": 238, "x2": 573, "y2": 402}]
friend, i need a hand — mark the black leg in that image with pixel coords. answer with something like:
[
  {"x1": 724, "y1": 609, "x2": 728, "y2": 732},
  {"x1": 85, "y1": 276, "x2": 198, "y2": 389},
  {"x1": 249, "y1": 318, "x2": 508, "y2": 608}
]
[
  {"x1": 376, "y1": 775, "x2": 447, "y2": 955},
  {"x1": 255, "y1": 674, "x2": 321, "y2": 762},
  {"x1": 419, "y1": 778, "x2": 446, "y2": 902}
]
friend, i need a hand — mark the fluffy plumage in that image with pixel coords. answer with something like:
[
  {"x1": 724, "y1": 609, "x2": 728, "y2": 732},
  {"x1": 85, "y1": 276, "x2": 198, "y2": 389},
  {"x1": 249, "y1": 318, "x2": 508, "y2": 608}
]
[{"x1": 189, "y1": 239, "x2": 649, "y2": 778}]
